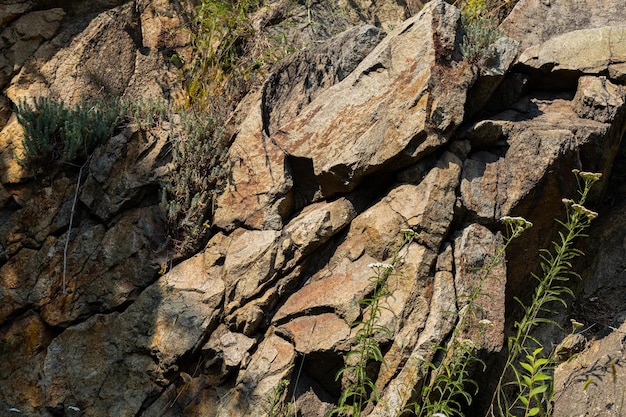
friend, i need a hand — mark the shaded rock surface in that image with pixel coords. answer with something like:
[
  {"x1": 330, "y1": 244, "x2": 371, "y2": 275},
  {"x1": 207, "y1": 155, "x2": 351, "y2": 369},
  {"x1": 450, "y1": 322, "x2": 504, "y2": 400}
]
[{"x1": 1, "y1": 0, "x2": 626, "y2": 416}]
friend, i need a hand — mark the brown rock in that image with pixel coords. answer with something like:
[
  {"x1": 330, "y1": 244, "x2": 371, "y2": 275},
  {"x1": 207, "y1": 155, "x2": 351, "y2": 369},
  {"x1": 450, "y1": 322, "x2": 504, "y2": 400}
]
[
  {"x1": 461, "y1": 90, "x2": 624, "y2": 221},
  {"x1": 0, "y1": 181, "x2": 9, "y2": 209},
  {"x1": 223, "y1": 228, "x2": 280, "y2": 311},
  {"x1": 0, "y1": 8, "x2": 65, "y2": 90},
  {"x1": 42, "y1": 313, "x2": 161, "y2": 417},
  {"x1": 453, "y1": 223, "x2": 506, "y2": 352},
  {"x1": 80, "y1": 127, "x2": 170, "y2": 221},
  {"x1": 347, "y1": 0, "x2": 412, "y2": 30},
  {"x1": 337, "y1": 150, "x2": 460, "y2": 264},
  {"x1": 392, "y1": 151, "x2": 461, "y2": 250},
  {"x1": 0, "y1": 117, "x2": 29, "y2": 184},
  {"x1": 370, "y1": 244, "x2": 457, "y2": 416},
  {"x1": 137, "y1": 251, "x2": 226, "y2": 365},
  {"x1": 338, "y1": 199, "x2": 404, "y2": 262},
  {"x1": 2, "y1": 176, "x2": 74, "y2": 247},
  {"x1": 0, "y1": 311, "x2": 51, "y2": 414},
  {"x1": 273, "y1": 255, "x2": 378, "y2": 325},
  {"x1": 4, "y1": 0, "x2": 626, "y2": 415},
  {"x1": 0, "y1": 1, "x2": 33, "y2": 26},
  {"x1": 518, "y1": 26, "x2": 626, "y2": 79},
  {"x1": 45, "y1": 5, "x2": 135, "y2": 101},
  {"x1": 213, "y1": 91, "x2": 294, "y2": 231},
  {"x1": 502, "y1": 0, "x2": 626, "y2": 51},
  {"x1": 138, "y1": 0, "x2": 192, "y2": 49},
  {"x1": 276, "y1": 197, "x2": 357, "y2": 271},
  {"x1": 40, "y1": 247, "x2": 225, "y2": 416},
  {"x1": 573, "y1": 76, "x2": 626, "y2": 123},
  {"x1": 0, "y1": 245, "x2": 46, "y2": 324},
  {"x1": 262, "y1": 24, "x2": 384, "y2": 135},
  {"x1": 204, "y1": 325, "x2": 256, "y2": 370},
  {"x1": 279, "y1": 313, "x2": 351, "y2": 354},
  {"x1": 372, "y1": 242, "x2": 437, "y2": 383},
  {"x1": 418, "y1": 243, "x2": 458, "y2": 349},
  {"x1": 0, "y1": 94, "x2": 11, "y2": 131},
  {"x1": 39, "y1": 206, "x2": 164, "y2": 326},
  {"x1": 578, "y1": 201, "x2": 626, "y2": 331},
  {"x1": 11, "y1": 9, "x2": 64, "y2": 41},
  {"x1": 214, "y1": 22, "x2": 381, "y2": 230},
  {"x1": 464, "y1": 37, "x2": 520, "y2": 119},
  {"x1": 552, "y1": 320, "x2": 626, "y2": 417},
  {"x1": 273, "y1": 0, "x2": 473, "y2": 197},
  {"x1": 220, "y1": 332, "x2": 296, "y2": 415}
]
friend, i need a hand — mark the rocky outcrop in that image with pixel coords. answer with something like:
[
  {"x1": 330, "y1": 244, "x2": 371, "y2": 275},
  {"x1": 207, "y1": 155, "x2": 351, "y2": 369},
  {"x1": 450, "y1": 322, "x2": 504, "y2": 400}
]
[
  {"x1": 1, "y1": 0, "x2": 626, "y2": 416},
  {"x1": 501, "y1": 0, "x2": 626, "y2": 51}
]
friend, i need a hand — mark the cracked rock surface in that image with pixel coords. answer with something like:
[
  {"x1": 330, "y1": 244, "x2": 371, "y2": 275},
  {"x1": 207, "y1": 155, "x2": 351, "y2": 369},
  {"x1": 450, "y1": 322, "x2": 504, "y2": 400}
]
[{"x1": 1, "y1": 0, "x2": 626, "y2": 416}]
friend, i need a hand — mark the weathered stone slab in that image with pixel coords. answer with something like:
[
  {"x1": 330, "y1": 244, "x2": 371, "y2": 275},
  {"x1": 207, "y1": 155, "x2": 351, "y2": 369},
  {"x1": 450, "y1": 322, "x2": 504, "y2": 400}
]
[
  {"x1": 273, "y1": 0, "x2": 473, "y2": 197},
  {"x1": 502, "y1": 0, "x2": 626, "y2": 51},
  {"x1": 39, "y1": 248, "x2": 225, "y2": 417},
  {"x1": 518, "y1": 26, "x2": 626, "y2": 78}
]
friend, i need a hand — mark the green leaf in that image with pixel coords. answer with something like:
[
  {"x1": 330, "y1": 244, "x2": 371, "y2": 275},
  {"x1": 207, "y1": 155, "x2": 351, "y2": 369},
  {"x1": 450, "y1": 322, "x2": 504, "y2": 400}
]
[
  {"x1": 520, "y1": 362, "x2": 533, "y2": 374},
  {"x1": 527, "y1": 406, "x2": 541, "y2": 416},
  {"x1": 530, "y1": 384, "x2": 548, "y2": 397},
  {"x1": 533, "y1": 373, "x2": 552, "y2": 382}
]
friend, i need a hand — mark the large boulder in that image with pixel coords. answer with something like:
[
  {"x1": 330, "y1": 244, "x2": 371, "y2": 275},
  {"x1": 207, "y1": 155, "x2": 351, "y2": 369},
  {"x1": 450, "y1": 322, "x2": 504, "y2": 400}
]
[
  {"x1": 517, "y1": 26, "x2": 626, "y2": 82},
  {"x1": 272, "y1": 0, "x2": 473, "y2": 198},
  {"x1": 214, "y1": 24, "x2": 385, "y2": 230}
]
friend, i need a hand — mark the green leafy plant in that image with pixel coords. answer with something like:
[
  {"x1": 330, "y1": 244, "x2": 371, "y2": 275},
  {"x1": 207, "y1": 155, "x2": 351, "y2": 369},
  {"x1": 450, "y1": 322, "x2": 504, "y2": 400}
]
[
  {"x1": 162, "y1": 109, "x2": 228, "y2": 255},
  {"x1": 489, "y1": 170, "x2": 602, "y2": 417},
  {"x1": 15, "y1": 96, "x2": 121, "y2": 168},
  {"x1": 516, "y1": 347, "x2": 551, "y2": 417},
  {"x1": 329, "y1": 229, "x2": 416, "y2": 417},
  {"x1": 268, "y1": 379, "x2": 294, "y2": 417},
  {"x1": 456, "y1": 0, "x2": 504, "y2": 63}
]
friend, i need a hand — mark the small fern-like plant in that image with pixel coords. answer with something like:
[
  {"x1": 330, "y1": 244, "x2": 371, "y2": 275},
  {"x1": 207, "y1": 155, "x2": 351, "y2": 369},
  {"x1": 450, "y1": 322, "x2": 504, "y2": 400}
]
[
  {"x1": 329, "y1": 229, "x2": 416, "y2": 417},
  {"x1": 489, "y1": 169, "x2": 602, "y2": 417}
]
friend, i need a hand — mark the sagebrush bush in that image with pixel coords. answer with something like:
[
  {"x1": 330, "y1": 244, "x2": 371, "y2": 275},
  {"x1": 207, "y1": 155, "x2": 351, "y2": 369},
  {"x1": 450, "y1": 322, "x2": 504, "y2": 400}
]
[
  {"x1": 162, "y1": 109, "x2": 228, "y2": 255},
  {"x1": 120, "y1": 97, "x2": 170, "y2": 130},
  {"x1": 14, "y1": 93, "x2": 228, "y2": 257},
  {"x1": 456, "y1": 0, "x2": 504, "y2": 63},
  {"x1": 15, "y1": 96, "x2": 121, "y2": 168}
]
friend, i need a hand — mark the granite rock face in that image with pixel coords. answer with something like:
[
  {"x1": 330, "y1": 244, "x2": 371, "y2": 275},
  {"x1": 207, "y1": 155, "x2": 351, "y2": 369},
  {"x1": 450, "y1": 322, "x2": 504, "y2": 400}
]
[
  {"x1": 501, "y1": 0, "x2": 626, "y2": 51},
  {"x1": 1, "y1": 0, "x2": 626, "y2": 416}
]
